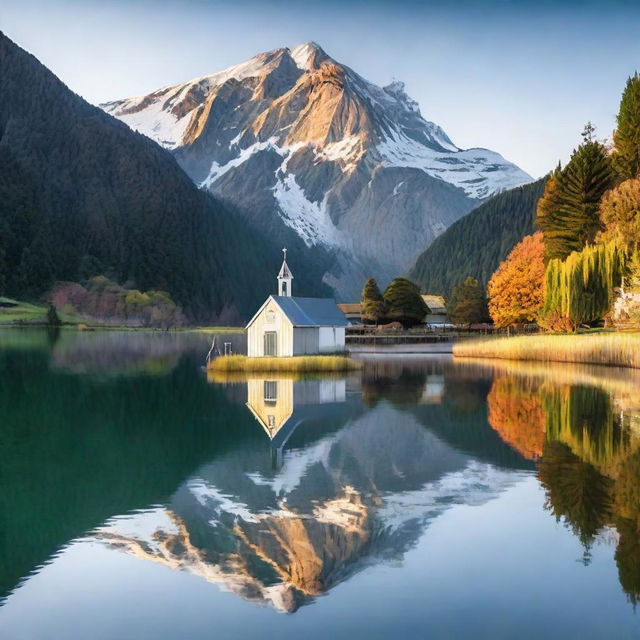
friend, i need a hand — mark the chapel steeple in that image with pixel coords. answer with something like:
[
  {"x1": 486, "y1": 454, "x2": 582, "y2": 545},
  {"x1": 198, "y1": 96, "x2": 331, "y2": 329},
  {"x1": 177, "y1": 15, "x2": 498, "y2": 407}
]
[{"x1": 277, "y1": 248, "x2": 293, "y2": 297}]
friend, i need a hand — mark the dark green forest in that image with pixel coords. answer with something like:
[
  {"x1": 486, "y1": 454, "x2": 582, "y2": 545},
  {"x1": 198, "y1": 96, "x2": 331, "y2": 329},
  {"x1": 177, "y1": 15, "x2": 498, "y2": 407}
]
[
  {"x1": 409, "y1": 178, "x2": 547, "y2": 296},
  {"x1": 0, "y1": 32, "x2": 327, "y2": 322}
]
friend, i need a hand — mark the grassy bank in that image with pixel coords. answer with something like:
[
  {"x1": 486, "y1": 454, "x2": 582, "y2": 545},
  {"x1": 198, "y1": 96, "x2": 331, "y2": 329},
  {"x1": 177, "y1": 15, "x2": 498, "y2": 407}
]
[
  {"x1": 453, "y1": 333, "x2": 640, "y2": 369},
  {"x1": 208, "y1": 354, "x2": 361, "y2": 373},
  {"x1": 0, "y1": 297, "x2": 79, "y2": 325},
  {"x1": 0, "y1": 298, "x2": 244, "y2": 332}
]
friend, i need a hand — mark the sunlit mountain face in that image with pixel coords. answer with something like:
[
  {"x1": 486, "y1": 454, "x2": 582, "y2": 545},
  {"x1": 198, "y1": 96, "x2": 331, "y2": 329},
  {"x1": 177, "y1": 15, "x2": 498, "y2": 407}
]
[
  {"x1": 101, "y1": 43, "x2": 531, "y2": 299},
  {"x1": 1, "y1": 334, "x2": 640, "y2": 637}
]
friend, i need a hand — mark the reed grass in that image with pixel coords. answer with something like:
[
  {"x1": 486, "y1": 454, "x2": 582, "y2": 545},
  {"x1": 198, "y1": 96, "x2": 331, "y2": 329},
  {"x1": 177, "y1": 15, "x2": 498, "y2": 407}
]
[
  {"x1": 208, "y1": 354, "x2": 361, "y2": 373},
  {"x1": 453, "y1": 333, "x2": 640, "y2": 369}
]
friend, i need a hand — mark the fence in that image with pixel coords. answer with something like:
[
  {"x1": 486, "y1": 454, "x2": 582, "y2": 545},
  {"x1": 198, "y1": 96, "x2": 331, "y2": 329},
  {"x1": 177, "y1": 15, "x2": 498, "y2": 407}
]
[{"x1": 345, "y1": 323, "x2": 540, "y2": 345}]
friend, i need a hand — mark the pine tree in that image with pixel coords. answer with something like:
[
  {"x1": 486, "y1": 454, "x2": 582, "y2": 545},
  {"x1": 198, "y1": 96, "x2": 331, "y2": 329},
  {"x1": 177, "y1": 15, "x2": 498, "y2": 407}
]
[
  {"x1": 560, "y1": 138, "x2": 613, "y2": 249},
  {"x1": 448, "y1": 276, "x2": 489, "y2": 325},
  {"x1": 382, "y1": 278, "x2": 427, "y2": 327},
  {"x1": 360, "y1": 277, "x2": 387, "y2": 324},
  {"x1": 538, "y1": 128, "x2": 614, "y2": 261},
  {"x1": 16, "y1": 246, "x2": 53, "y2": 298},
  {"x1": 612, "y1": 72, "x2": 640, "y2": 181}
]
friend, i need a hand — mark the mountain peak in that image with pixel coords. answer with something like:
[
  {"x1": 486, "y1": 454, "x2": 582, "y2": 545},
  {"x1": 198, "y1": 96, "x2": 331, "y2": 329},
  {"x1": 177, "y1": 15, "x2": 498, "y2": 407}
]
[
  {"x1": 101, "y1": 43, "x2": 532, "y2": 299},
  {"x1": 383, "y1": 79, "x2": 419, "y2": 113},
  {"x1": 289, "y1": 41, "x2": 330, "y2": 70}
]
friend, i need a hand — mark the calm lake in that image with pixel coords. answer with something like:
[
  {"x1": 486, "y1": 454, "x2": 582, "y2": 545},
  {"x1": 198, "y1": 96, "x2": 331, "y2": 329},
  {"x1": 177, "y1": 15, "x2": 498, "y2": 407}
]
[{"x1": 0, "y1": 329, "x2": 639, "y2": 639}]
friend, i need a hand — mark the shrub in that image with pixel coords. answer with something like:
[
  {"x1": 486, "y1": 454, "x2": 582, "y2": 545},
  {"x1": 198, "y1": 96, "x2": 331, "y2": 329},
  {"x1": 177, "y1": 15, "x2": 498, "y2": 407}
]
[{"x1": 383, "y1": 278, "x2": 427, "y2": 327}]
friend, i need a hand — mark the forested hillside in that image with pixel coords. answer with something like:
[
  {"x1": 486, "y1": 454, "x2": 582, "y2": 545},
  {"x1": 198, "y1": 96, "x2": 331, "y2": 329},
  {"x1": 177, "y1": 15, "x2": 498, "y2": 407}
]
[
  {"x1": 0, "y1": 32, "x2": 322, "y2": 322},
  {"x1": 409, "y1": 178, "x2": 547, "y2": 295}
]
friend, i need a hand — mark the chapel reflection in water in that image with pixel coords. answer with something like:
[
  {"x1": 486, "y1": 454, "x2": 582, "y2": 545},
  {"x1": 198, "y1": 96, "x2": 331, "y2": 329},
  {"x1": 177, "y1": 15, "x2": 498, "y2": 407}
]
[
  {"x1": 96, "y1": 370, "x2": 519, "y2": 613},
  {"x1": 70, "y1": 356, "x2": 640, "y2": 613},
  {"x1": 5, "y1": 334, "x2": 640, "y2": 626},
  {"x1": 245, "y1": 375, "x2": 346, "y2": 466}
]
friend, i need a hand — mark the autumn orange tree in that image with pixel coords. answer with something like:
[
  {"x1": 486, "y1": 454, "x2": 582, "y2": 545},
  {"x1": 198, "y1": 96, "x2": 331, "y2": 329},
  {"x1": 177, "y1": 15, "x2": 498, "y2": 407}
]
[
  {"x1": 487, "y1": 232, "x2": 546, "y2": 327},
  {"x1": 486, "y1": 376, "x2": 546, "y2": 460}
]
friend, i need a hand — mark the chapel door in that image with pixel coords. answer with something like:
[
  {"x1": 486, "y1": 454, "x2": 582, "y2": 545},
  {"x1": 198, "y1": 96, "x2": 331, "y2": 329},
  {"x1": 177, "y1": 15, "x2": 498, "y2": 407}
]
[{"x1": 264, "y1": 331, "x2": 277, "y2": 356}]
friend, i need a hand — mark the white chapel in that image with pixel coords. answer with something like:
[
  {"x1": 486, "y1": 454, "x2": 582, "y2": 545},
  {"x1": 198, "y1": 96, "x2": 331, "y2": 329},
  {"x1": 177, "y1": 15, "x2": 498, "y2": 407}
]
[{"x1": 246, "y1": 250, "x2": 349, "y2": 357}]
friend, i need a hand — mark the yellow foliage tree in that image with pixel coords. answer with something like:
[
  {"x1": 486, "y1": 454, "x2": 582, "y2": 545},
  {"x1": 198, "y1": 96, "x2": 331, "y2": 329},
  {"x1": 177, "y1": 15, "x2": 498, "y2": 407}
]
[
  {"x1": 487, "y1": 232, "x2": 546, "y2": 327},
  {"x1": 598, "y1": 177, "x2": 640, "y2": 249}
]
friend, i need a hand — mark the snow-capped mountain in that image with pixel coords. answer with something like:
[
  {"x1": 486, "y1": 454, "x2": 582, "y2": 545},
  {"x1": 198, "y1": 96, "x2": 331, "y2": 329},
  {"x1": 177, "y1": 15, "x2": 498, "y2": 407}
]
[{"x1": 102, "y1": 42, "x2": 532, "y2": 298}]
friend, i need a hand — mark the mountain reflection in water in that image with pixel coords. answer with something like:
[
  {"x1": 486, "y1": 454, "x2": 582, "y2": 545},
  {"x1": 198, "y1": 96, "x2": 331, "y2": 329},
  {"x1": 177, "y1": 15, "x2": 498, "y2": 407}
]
[
  {"x1": 0, "y1": 332, "x2": 639, "y2": 638},
  {"x1": 96, "y1": 372, "x2": 519, "y2": 612}
]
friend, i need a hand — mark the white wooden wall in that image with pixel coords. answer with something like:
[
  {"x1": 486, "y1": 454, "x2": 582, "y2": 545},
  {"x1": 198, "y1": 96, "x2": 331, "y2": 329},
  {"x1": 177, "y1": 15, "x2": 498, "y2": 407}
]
[
  {"x1": 247, "y1": 300, "x2": 294, "y2": 357},
  {"x1": 318, "y1": 327, "x2": 345, "y2": 353},
  {"x1": 247, "y1": 298, "x2": 346, "y2": 357},
  {"x1": 292, "y1": 327, "x2": 319, "y2": 355}
]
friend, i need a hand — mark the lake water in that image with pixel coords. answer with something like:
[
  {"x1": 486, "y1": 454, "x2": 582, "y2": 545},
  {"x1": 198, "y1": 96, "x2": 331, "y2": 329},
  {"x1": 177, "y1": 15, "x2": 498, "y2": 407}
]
[{"x1": 0, "y1": 329, "x2": 639, "y2": 639}]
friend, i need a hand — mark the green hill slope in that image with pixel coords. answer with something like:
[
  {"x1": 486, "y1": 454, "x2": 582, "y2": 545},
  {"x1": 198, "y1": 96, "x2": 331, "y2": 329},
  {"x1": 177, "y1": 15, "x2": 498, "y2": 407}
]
[
  {"x1": 0, "y1": 32, "x2": 326, "y2": 322},
  {"x1": 409, "y1": 178, "x2": 547, "y2": 296}
]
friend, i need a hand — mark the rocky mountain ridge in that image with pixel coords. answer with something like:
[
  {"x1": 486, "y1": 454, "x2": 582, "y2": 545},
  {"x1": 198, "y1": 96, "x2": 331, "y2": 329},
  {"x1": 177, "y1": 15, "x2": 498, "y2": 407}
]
[
  {"x1": 0, "y1": 30, "x2": 297, "y2": 322},
  {"x1": 103, "y1": 42, "x2": 532, "y2": 298}
]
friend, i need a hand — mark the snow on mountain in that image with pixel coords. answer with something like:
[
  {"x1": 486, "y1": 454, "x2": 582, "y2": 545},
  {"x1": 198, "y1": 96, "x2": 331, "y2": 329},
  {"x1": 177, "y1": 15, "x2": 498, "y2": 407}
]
[
  {"x1": 101, "y1": 47, "x2": 296, "y2": 149},
  {"x1": 101, "y1": 42, "x2": 532, "y2": 298},
  {"x1": 377, "y1": 130, "x2": 529, "y2": 199}
]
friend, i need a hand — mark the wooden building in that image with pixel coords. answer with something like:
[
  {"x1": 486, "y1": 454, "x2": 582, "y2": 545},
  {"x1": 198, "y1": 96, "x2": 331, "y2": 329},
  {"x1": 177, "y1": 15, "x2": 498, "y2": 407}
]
[
  {"x1": 421, "y1": 294, "x2": 448, "y2": 325},
  {"x1": 337, "y1": 303, "x2": 362, "y2": 324},
  {"x1": 246, "y1": 250, "x2": 349, "y2": 357}
]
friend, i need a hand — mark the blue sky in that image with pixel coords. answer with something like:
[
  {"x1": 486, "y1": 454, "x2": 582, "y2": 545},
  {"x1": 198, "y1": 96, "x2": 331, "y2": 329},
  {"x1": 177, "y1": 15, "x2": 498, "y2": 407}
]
[{"x1": 2, "y1": 0, "x2": 639, "y2": 177}]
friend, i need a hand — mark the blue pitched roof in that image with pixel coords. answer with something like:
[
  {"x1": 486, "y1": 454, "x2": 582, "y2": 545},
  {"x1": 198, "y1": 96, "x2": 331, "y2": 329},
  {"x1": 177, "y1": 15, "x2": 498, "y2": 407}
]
[{"x1": 272, "y1": 296, "x2": 350, "y2": 327}]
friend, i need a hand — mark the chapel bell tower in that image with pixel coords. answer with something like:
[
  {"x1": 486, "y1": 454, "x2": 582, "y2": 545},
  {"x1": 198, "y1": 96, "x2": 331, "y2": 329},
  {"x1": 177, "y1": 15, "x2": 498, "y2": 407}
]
[{"x1": 277, "y1": 248, "x2": 293, "y2": 297}]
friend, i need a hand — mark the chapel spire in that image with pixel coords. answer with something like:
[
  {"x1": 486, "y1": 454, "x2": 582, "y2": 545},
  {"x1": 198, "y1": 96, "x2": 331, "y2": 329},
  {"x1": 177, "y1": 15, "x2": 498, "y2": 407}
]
[{"x1": 277, "y1": 248, "x2": 293, "y2": 297}]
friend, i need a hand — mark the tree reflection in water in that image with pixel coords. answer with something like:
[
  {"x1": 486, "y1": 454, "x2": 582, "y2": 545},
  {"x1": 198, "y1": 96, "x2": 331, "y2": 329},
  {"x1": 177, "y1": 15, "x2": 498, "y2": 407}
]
[
  {"x1": 485, "y1": 364, "x2": 640, "y2": 604},
  {"x1": 2, "y1": 333, "x2": 640, "y2": 620}
]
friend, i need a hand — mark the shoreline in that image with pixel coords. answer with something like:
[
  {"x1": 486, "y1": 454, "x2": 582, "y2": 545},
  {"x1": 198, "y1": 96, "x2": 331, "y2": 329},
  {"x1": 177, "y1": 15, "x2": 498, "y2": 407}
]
[{"x1": 0, "y1": 323, "x2": 245, "y2": 333}]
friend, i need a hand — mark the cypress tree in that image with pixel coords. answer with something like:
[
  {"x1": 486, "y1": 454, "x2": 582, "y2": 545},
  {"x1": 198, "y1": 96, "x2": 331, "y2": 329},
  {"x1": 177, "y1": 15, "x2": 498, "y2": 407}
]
[
  {"x1": 539, "y1": 128, "x2": 614, "y2": 261},
  {"x1": 383, "y1": 278, "x2": 427, "y2": 327},
  {"x1": 612, "y1": 72, "x2": 640, "y2": 181},
  {"x1": 361, "y1": 277, "x2": 387, "y2": 325},
  {"x1": 536, "y1": 166, "x2": 565, "y2": 262}
]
